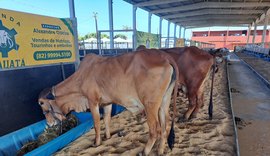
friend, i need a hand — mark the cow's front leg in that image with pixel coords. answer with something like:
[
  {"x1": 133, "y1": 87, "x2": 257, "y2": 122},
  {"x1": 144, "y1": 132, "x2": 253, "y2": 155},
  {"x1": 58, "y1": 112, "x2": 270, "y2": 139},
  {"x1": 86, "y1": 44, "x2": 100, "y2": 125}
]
[
  {"x1": 90, "y1": 103, "x2": 101, "y2": 146},
  {"x1": 103, "y1": 104, "x2": 112, "y2": 139}
]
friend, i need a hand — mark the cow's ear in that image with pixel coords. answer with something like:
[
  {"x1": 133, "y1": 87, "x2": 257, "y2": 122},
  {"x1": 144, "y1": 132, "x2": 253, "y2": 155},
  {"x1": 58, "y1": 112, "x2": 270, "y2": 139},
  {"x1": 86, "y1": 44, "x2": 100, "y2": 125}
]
[
  {"x1": 46, "y1": 92, "x2": 55, "y2": 100},
  {"x1": 61, "y1": 96, "x2": 89, "y2": 114}
]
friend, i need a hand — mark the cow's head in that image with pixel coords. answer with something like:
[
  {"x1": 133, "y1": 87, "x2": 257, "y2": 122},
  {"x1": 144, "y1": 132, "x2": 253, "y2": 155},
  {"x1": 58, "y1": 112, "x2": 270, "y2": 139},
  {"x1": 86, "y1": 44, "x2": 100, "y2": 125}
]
[
  {"x1": 208, "y1": 48, "x2": 223, "y2": 64},
  {"x1": 136, "y1": 45, "x2": 147, "y2": 51},
  {"x1": 38, "y1": 87, "x2": 66, "y2": 127},
  {"x1": 215, "y1": 54, "x2": 223, "y2": 64}
]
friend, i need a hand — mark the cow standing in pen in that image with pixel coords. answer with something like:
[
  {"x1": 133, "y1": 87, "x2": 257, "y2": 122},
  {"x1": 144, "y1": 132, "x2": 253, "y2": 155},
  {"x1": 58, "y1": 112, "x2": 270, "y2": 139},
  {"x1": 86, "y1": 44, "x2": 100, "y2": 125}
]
[
  {"x1": 136, "y1": 45, "x2": 222, "y2": 120},
  {"x1": 38, "y1": 49, "x2": 179, "y2": 155},
  {"x1": 162, "y1": 46, "x2": 222, "y2": 121}
]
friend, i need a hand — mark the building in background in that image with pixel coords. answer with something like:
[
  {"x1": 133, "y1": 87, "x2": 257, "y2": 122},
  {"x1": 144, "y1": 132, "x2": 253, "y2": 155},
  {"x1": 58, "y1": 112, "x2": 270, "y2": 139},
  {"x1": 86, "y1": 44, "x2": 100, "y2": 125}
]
[{"x1": 191, "y1": 29, "x2": 270, "y2": 50}]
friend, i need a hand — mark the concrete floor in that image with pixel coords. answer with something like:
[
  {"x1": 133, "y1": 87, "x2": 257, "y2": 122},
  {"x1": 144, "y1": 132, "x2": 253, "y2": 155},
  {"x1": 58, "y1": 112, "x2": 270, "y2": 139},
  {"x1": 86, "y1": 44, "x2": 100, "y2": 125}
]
[{"x1": 228, "y1": 54, "x2": 270, "y2": 156}]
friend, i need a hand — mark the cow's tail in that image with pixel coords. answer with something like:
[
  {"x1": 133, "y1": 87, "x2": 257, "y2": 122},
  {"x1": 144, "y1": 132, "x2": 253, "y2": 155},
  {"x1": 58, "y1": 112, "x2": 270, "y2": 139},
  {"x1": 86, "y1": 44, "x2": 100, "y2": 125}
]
[
  {"x1": 208, "y1": 59, "x2": 216, "y2": 120},
  {"x1": 165, "y1": 54, "x2": 179, "y2": 150}
]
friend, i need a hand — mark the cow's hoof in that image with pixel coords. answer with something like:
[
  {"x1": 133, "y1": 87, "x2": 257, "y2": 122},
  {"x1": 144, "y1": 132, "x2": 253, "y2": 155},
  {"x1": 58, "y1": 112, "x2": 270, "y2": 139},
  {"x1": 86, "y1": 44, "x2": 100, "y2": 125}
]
[
  {"x1": 158, "y1": 150, "x2": 165, "y2": 156},
  {"x1": 190, "y1": 113, "x2": 197, "y2": 119},
  {"x1": 136, "y1": 152, "x2": 144, "y2": 156},
  {"x1": 90, "y1": 143, "x2": 99, "y2": 148},
  {"x1": 178, "y1": 116, "x2": 188, "y2": 123},
  {"x1": 117, "y1": 131, "x2": 126, "y2": 137},
  {"x1": 91, "y1": 140, "x2": 101, "y2": 147},
  {"x1": 104, "y1": 135, "x2": 111, "y2": 140}
]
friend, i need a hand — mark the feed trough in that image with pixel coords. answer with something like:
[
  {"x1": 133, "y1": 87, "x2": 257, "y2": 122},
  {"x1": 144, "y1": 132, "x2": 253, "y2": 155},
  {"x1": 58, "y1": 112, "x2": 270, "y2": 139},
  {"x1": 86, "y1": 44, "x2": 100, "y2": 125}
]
[{"x1": 0, "y1": 104, "x2": 125, "y2": 156}]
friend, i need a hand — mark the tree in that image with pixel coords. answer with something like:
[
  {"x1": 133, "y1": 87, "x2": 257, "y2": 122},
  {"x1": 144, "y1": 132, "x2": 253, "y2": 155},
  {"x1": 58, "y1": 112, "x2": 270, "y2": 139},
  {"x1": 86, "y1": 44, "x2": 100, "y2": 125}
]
[
  {"x1": 78, "y1": 36, "x2": 85, "y2": 41},
  {"x1": 84, "y1": 33, "x2": 97, "y2": 39},
  {"x1": 82, "y1": 33, "x2": 109, "y2": 39},
  {"x1": 101, "y1": 34, "x2": 109, "y2": 38},
  {"x1": 114, "y1": 34, "x2": 127, "y2": 40}
]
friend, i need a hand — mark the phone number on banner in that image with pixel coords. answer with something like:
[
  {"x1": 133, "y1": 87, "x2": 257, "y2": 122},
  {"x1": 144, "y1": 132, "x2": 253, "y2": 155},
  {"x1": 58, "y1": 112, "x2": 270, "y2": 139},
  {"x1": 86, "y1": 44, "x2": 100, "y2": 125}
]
[{"x1": 34, "y1": 50, "x2": 72, "y2": 60}]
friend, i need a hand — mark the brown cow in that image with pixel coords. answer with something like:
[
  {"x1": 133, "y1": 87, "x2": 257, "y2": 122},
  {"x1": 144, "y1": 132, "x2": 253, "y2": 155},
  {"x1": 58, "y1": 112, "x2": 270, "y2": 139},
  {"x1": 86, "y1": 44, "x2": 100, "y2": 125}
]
[
  {"x1": 38, "y1": 49, "x2": 178, "y2": 155},
  {"x1": 162, "y1": 46, "x2": 221, "y2": 120}
]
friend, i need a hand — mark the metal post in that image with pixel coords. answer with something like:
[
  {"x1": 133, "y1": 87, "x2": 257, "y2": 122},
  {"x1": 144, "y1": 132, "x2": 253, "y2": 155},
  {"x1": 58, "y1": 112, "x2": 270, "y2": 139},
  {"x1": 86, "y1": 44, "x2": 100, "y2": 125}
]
[
  {"x1": 247, "y1": 25, "x2": 251, "y2": 44},
  {"x1": 173, "y1": 24, "x2": 177, "y2": 47},
  {"x1": 179, "y1": 26, "x2": 182, "y2": 38},
  {"x1": 183, "y1": 28, "x2": 186, "y2": 46},
  {"x1": 262, "y1": 16, "x2": 269, "y2": 47},
  {"x1": 183, "y1": 28, "x2": 186, "y2": 39},
  {"x1": 225, "y1": 29, "x2": 229, "y2": 47},
  {"x1": 93, "y1": 13, "x2": 101, "y2": 55},
  {"x1": 133, "y1": 6, "x2": 137, "y2": 50},
  {"x1": 109, "y1": 0, "x2": 114, "y2": 49},
  {"x1": 268, "y1": 28, "x2": 270, "y2": 44},
  {"x1": 69, "y1": 0, "x2": 80, "y2": 70},
  {"x1": 159, "y1": 17, "x2": 163, "y2": 48},
  {"x1": 167, "y1": 21, "x2": 171, "y2": 48},
  {"x1": 252, "y1": 22, "x2": 257, "y2": 44},
  {"x1": 98, "y1": 31, "x2": 102, "y2": 55},
  {"x1": 148, "y1": 13, "x2": 152, "y2": 33}
]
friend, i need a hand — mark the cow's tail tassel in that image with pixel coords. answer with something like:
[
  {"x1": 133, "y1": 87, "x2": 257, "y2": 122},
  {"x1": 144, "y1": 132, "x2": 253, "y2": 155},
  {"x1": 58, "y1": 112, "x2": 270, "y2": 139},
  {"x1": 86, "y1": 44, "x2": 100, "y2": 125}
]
[
  {"x1": 208, "y1": 96, "x2": 213, "y2": 120},
  {"x1": 167, "y1": 120, "x2": 175, "y2": 150},
  {"x1": 208, "y1": 63, "x2": 216, "y2": 120}
]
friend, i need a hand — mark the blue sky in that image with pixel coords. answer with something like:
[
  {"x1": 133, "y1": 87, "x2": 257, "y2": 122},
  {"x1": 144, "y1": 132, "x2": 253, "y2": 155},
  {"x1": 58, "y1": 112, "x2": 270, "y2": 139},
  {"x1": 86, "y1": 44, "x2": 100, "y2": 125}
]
[{"x1": 1, "y1": 0, "x2": 261, "y2": 39}]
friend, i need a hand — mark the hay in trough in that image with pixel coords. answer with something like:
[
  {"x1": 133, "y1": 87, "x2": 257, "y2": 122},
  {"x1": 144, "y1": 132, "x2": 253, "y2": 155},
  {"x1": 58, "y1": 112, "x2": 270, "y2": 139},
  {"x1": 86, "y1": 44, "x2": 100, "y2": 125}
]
[{"x1": 17, "y1": 113, "x2": 79, "y2": 156}]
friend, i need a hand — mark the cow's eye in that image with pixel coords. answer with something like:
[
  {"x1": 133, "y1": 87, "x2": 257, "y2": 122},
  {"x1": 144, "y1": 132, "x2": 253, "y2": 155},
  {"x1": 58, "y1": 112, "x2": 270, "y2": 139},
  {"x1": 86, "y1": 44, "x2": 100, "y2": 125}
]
[{"x1": 39, "y1": 101, "x2": 44, "y2": 105}]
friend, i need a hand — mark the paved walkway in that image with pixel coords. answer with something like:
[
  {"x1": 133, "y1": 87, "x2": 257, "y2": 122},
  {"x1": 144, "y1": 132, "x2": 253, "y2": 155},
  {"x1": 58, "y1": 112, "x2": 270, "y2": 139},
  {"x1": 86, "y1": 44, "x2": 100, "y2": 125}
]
[{"x1": 228, "y1": 53, "x2": 270, "y2": 156}]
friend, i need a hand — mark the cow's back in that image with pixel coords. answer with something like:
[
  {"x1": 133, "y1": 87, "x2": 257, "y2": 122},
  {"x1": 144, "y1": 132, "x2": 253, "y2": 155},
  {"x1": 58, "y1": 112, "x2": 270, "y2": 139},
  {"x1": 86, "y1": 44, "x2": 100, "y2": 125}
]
[
  {"x1": 79, "y1": 50, "x2": 175, "y2": 113},
  {"x1": 164, "y1": 47, "x2": 214, "y2": 88}
]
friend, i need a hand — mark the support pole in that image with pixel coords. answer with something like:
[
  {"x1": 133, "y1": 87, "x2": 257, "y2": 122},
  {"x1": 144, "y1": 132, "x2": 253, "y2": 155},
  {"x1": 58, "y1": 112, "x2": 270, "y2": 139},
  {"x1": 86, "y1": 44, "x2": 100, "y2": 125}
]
[
  {"x1": 174, "y1": 24, "x2": 177, "y2": 47},
  {"x1": 252, "y1": 22, "x2": 257, "y2": 44},
  {"x1": 183, "y1": 28, "x2": 186, "y2": 46},
  {"x1": 247, "y1": 25, "x2": 251, "y2": 44},
  {"x1": 159, "y1": 17, "x2": 163, "y2": 48},
  {"x1": 108, "y1": 0, "x2": 114, "y2": 49},
  {"x1": 183, "y1": 28, "x2": 186, "y2": 39},
  {"x1": 69, "y1": 0, "x2": 80, "y2": 70},
  {"x1": 93, "y1": 13, "x2": 101, "y2": 55},
  {"x1": 133, "y1": 6, "x2": 137, "y2": 50},
  {"x1": 262, "y1": 16, "x2": 269, "y2": 47},
  {"x1": 225, "y1": 28, "x2": 229, "y2": 47},
  {"x1": 167, "y1": 21, "x2": 171, "y2": 48},
  {"x1": 148, "y1": 13, "x2": 152, "y2": 33},
  {"x1": 98, "y1": 31, "x2": 102, "y2": 55},
  {"x1": 179, "y1": 25, "x2": 182, "y2": 38}
]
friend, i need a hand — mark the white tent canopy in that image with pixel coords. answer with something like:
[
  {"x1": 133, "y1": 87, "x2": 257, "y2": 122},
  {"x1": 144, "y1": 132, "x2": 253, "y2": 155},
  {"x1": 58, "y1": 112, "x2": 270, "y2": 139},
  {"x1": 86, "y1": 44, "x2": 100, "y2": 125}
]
[
  {"x1": 101, "y1": 37, "x2": 110, "y2": 42},
  {"x1": 84, "y1": 37, "x2": 97, "y2": 42},
  {"x1": 114, "y1": 37, "x2": 128, "y2": 42}
]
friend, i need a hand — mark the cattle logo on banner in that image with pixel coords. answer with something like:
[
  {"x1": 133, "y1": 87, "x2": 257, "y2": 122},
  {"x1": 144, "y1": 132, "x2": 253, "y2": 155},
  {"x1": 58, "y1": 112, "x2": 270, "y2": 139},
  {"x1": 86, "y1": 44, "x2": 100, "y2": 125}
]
[
  {"x1": 0, "y1": 21, "x2": 19, "y2": 58},
  {"x1": 0, "y1": 9, "x2": 76, "y2": 70}
]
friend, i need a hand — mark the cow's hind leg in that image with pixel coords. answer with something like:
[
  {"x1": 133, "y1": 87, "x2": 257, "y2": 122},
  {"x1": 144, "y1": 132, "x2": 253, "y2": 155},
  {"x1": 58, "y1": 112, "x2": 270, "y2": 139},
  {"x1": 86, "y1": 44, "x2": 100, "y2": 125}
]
[
  {"x1": 191, "y1": 73, "x2": 209, "y2": 118},
  {"x1": 158, "y1": 82, "x2": 175, "y2": 155},
  {"x1": 103, "y1": 104, "x2": 112, "y2": 139},
  {"x1": 183, "y1": 93, "x2": 197, "y2": 121},
  {"x1": 144, "y1": 103, "x2": 161, "y2": 156},
  {"x1": 191, "y1": 91, "x2": 204, "y2": 118}
]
